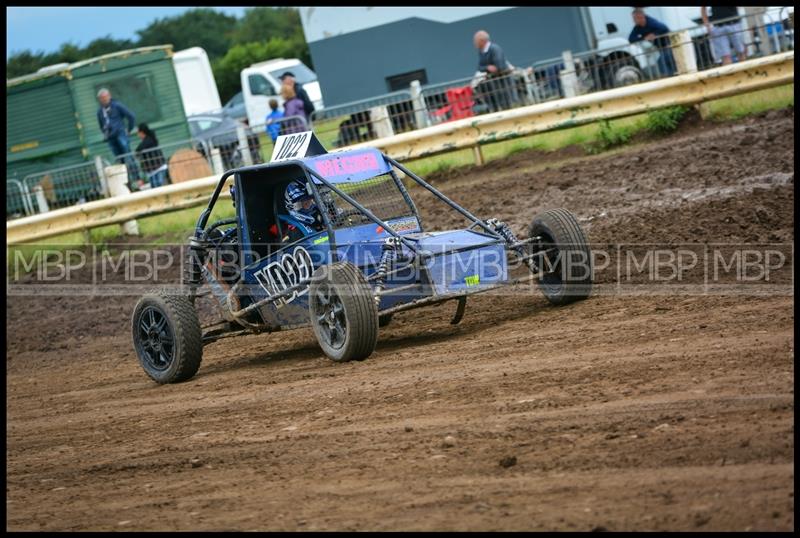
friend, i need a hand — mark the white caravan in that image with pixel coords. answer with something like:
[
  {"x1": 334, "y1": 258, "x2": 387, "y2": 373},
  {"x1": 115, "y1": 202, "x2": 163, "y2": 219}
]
[{"x1": 173, "y1": 47, "x2": 222, "y2": 116}]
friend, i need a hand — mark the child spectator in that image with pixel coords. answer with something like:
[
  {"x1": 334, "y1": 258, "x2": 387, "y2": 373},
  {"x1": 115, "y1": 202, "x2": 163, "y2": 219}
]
[{"x1": 265, "y1": 99, "x2": 284, "y2": 142}]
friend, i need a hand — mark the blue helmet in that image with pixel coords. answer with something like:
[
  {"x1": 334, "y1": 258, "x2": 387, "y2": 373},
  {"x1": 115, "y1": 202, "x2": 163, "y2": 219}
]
[{"x1": 285, "y1": 181, "x2": 318, "y2": 226}]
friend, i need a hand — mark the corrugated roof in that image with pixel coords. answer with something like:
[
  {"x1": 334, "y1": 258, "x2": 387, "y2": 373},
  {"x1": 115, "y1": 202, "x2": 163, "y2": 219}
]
[{"x1": 6, "y1": 45, "x2": 173, "y2": 87}]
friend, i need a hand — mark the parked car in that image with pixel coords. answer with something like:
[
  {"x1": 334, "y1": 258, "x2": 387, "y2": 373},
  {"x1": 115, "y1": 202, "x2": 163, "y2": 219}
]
[
  {"x1": 222, "y1": 91, "x2": 247, "y2": 122},
  {"x1": 188, "y1": 112, "x2": 248, "y2": 170}
]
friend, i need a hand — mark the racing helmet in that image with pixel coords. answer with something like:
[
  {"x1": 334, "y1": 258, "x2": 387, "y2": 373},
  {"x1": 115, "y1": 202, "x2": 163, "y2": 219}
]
[{"x1": 284, "y1": 181, "x2": 318, "y2": 226}]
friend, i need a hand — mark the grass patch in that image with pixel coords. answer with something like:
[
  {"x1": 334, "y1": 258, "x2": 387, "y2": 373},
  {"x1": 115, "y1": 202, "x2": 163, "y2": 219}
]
[
  {"x1": 645, "y1": 106, "x2": 690, "y2": 135},
  {"x1": 7, "y1": 199, "x2": 238, "y2": 275},
  {"x1": 585, "y1": 119, "x2": 636, "y2": 154},
  {"x1": 700, "y1": 83, "x2": 793, "y2": 120}
]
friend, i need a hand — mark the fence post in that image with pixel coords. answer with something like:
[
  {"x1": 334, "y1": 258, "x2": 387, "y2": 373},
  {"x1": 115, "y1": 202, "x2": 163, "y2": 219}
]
[
  {"x1": 210, "y1": 147, "x2": 225, "y2": 175},
  {"x1": 522, "y1": 68, "x2": 536, "y2": 104},
  {"x1": 409, "y1": 80, "x2": 429, "y2": 130},
  {"x1": 671, "y1": 30, "x2": 698, "y2": 74},
  {"x1": 369, "y1": 105, "x2": 395, "y2": 138},
  {"x1": 94, "y1": 155, "x2": 109, "y2": 197},
  {"x1": 559, "y1": 50, "x2": 580, "y2": 98},
  {"x1": 18, "y1": 181, "x2": 35, "y2": 216},
  {"x1": 236, "y1": 125, "x2": 253, "y2": 166},
  {"x1": 105, "y1": 164, "x2": 140, "y2": 236},
  {"x1": 744, "y1": 7, "x2": 770, "y2": 56},
  {"x1": 32, "y1": 185, "x2": 50, "y2": 214},
  {"x1": 472, "y1": 145, "x2": 485, "y2": 166}
]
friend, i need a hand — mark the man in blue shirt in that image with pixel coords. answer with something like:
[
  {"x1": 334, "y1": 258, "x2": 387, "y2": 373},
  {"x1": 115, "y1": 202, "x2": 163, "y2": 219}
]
[
  {"x1": 628, "y1": 8, "x2": 677, "y2": 77},
  {"x1": 96, "y1": 88, "x2": 140, "y2": 186}
]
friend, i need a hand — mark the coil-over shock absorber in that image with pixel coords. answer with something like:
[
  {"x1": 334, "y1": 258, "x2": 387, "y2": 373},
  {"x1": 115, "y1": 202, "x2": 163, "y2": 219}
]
[
  {"x1": 373, "y1": 236, "x2": 401, "y2": 307},
  {"x1": 183, "y1": 235, "x2": 207, "y2": 298},
  {"x1": 487, "y1": 218, "x2": 538, "y2": 273}
]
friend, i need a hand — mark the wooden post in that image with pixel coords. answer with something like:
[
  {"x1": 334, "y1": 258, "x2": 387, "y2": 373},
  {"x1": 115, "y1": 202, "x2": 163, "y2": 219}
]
[
  {"x1": 105, "y1": 164, "x2": 140, "y2": 236},
  {"x1": 210, "y1": 147, "x2": 225, "y2": 175},
  {"x1": 94, "y1": 155, "x2": 109, "y2": 197},
  {"x1": 410, "y1": 80, "x2": 429, "y2": 130},
  {"x1": 369, "y1": 105, "x2": 395, "y2": 139},
  {"x1": 559, "y1": 50, "x2": 579, "y2": 98},
  {"x1": 670, "y1": 30, "x2": 698, "y2": 75},
  {"x1": 744, "y1": 7, "x2": 770, "y2": 56},
  {"x1": 32, "y1": 185, "x2": 50, "y2": 214},
  {"x1": 472, "y1": 145, "x2": 485, "y2": 166},
  {"x1": 236, "y1": 125, "x2": 253, "y2": 166}
]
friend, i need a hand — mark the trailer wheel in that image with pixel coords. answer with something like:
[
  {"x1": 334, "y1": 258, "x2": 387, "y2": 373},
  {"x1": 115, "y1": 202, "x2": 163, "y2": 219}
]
[
  {"x1": 528, "y1": 209, "x2": 593, "y2": 305},
  {"x1": 132, "y1": 290, "x2": 203, "y2": 384},
  {"x1": 604, "y1": 54, "x2": 644, "y2": 88},
  {"x1": 310, "y1": 262, "x2": 379, "y2": 362}
]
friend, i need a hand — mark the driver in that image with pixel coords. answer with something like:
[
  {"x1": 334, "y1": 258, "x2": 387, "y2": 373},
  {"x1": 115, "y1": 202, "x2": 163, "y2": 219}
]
[{"x1": 272, "y1": 181, "x2": 325, "y2": 244}]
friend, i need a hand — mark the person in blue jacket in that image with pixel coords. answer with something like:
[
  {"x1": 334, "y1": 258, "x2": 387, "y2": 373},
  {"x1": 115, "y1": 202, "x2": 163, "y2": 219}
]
[
  {"x1": 265, "y1": 99, "x2": 285, "y2": 143},
  {"x1": 96, "y1": 88, "x2": 140, "y2": 186},
  {"x1": 629, "y1": 8, "x2": 677, "y2": 77}
]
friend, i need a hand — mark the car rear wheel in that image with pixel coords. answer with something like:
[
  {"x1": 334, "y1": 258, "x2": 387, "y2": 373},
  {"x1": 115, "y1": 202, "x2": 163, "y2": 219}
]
[
  {"x1": 309, "y1": 262, "x2": 379, "y2": 362},
  {"x1": 528, "y1": 208, "x2": 593, "y2": 305}
]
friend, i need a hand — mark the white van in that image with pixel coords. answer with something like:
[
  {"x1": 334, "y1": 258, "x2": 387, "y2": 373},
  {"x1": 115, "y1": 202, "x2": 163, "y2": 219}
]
[
  {"x1": 240, "y1": 58, "x2": 324, "y2": 128},
  {"x1": 173, "y1": 47, "x2": 222, "y2": 116}
]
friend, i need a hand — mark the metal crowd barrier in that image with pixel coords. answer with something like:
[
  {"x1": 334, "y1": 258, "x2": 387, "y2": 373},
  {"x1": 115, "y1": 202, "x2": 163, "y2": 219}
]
[
  {"x1": 17, "y1": 159, "x2": 109, "y2": 216},
  {"x1": 7, "y1": 7, "x2": 792, "y2": 221}
]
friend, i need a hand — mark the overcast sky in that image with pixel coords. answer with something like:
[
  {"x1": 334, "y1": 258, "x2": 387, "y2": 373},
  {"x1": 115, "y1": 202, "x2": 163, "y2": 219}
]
[{"x1": 6, "y1": 7, "x2": 248, "y2": 58}]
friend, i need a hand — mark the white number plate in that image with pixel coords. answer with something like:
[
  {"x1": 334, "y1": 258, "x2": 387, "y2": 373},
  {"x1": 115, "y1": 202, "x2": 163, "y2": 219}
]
[{"x1": 270, "y1": 131, "x2": 313, "y2": 163}]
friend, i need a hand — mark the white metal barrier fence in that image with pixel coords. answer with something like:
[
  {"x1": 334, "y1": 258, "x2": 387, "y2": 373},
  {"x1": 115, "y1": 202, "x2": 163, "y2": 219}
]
[
  {"x1": 6, "y1": 51, "x2": 793, "y2": 245},
  {"x1": 7, "y1": 7, "x2": 792, "y2": 221}
]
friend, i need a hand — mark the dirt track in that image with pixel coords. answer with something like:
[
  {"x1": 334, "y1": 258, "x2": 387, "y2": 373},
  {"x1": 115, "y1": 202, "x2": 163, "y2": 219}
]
[{"x1": 6, "y1": 108, "x2": 794, "y2": 531}]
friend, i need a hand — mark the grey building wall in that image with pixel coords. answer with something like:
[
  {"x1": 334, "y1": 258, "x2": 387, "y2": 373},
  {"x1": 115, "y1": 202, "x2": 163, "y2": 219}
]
[{"x1": 309, "y1": 7, "x2": 590, "y2": 107}]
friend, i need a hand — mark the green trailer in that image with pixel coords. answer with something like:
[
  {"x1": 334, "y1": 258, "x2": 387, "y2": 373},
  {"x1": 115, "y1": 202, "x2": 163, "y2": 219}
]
[{"x1": 6, "y1": 46, "x2": 191, "y2": 216}]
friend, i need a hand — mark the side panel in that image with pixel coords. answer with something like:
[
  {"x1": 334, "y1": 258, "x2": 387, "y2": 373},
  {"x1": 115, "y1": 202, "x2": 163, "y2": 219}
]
[
  {"x1": 417, "y1": 230, "x2": 509, "y2": 295},
  {"x1": 241, "y1": 232, "x2": 332, "y2": 328}
]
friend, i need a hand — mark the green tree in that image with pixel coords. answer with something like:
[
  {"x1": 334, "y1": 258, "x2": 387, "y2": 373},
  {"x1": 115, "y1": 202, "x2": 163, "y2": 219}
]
[
  {"x1": 136, "y1": 8, "x2": 237, "y2": 60},
  {"x1": 6, "y1": 36, "x2": 134, "y2": 78},
  {"x1": 55, "y1": 42, "x2": 83, "y2": 64},
  {"x1": 7, "y1": 7, "x2": 314, "y2": 100},
  {"x1": 233, "y1": 7, "x2": 302, "y2": 45},
  {"x1": 212, "y1": 32, "x2": 312, "y2": 103},
  {"x1": 83, "y1": 36, "x2": 136, "y2": 58},
  {"x1": 6, "y1": 51, "x2": 50, "y2": 78}
]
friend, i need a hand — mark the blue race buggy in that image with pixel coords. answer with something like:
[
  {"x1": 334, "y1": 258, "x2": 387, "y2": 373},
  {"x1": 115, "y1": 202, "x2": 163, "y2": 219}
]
[{"x1": 132, "y1": 132, "x2": 592, "y2": 384}]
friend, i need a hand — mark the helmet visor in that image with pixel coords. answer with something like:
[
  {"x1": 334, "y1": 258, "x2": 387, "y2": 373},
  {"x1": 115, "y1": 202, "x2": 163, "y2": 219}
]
[{"x1": 291, "y1": 196, "x2": 315, "y2": 213}]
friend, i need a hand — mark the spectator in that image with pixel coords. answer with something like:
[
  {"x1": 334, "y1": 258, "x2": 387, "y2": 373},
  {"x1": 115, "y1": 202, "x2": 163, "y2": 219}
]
[
  {"x1": 473, "y1": 30, "x2": 515, "y2": 112},
  {"x1": 96, "y1": 88, "x2": 140, "y2": 184},
  {"x1": 279, "y1": 83, "x2": 308, "y2": 135},
  {"x1": 628, "y1": 8, "x2": 677, "y2": 77},
  {"x1": 135, "y1": 123, "x2": 168, "y2": 188},
  {"x1": 278, "y1": 71, "x2": 315, "y2": 124},
  {"x1": 702, "y1": 6, "x2": 748, "y2": 65},
  {"x1": 265, "y1": 98, "x2": 285, "y2": 143}
]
